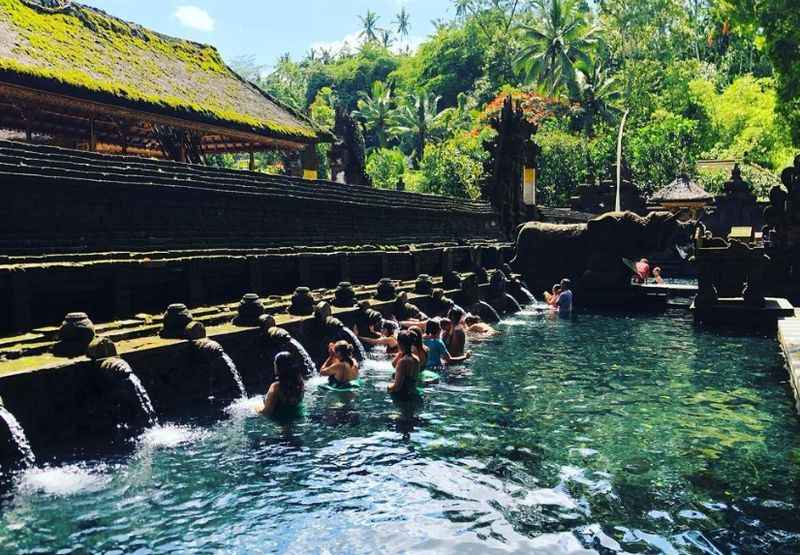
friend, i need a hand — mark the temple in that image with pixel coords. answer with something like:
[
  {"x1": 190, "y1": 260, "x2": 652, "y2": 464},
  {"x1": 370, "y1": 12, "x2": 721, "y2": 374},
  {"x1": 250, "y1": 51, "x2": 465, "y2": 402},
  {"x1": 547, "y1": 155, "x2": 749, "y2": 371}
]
[{"x1": 0, "y1": 0, "x2": 326, "y2": 168}]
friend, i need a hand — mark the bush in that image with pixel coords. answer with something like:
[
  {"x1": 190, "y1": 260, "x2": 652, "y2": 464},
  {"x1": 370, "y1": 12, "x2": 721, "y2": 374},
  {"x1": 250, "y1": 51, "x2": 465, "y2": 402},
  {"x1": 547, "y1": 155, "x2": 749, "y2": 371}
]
[
  {"x1": 536, "y1": 127, "x2": 590, "y2": 206},
  {"x1": 419, "y1": 134, "x2": 487, "y2": 199},
  {"x1": 366, "y1": 149, "x2": 407, "y2": 190}
]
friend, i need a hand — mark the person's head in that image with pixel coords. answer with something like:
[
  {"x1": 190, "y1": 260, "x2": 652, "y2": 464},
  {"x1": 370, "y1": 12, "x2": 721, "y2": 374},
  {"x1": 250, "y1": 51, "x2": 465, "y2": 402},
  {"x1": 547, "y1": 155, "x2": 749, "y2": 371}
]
[
  {"x1": 397, "y1": 330, "x2": 414, "y2": 356},
  {"x1": 425, "y1": 319, "x2": 441, "y2": 337},
  {"x1": 653, "y1": 267, "x2": 662, "y2": 276},
  {"x1": 408, "y1": 327, "x2": 424, "y2": 349},
  {"x1": 465, "y1": 314, "x2": 481, "y2": 327},
  {"x1": 552, "y1": 284, "x2": 562, "y2": 294},
  {"x1": 274, "y1": 351, "x2": 302, "y2": 385},
  {"x1": 449, "y1": 306, "x2": 465, "y2": 326},
  {"x1": 560, "y1": 278, "x2": 572, "y2": 292},
  {"x1": 381, "y1": 320, "x2": 399, "y2": 338},
  {"x1": 334, "y1": 340, "x2": 354, "y2": 365},
  {"x1": 640, "y1": 258, "x2": 649, "y2": 265},
  {"x1": 440, "y1": 318, "x2": 452, "y2": 334}
]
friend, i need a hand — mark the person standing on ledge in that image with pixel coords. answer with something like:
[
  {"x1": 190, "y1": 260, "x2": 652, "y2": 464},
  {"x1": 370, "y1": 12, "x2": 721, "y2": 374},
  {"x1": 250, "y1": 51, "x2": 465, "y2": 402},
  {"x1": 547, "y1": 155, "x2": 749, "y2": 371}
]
[{"x1": 557, "y1": 279, "x2": 574, "y2": 313}]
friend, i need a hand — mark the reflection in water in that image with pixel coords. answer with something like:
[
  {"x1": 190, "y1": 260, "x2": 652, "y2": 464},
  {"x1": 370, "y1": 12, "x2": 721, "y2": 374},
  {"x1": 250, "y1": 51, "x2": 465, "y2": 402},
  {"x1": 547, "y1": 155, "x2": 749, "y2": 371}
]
[{"x1": 0, "y1": 311, "x2": 798, "y2": 554}]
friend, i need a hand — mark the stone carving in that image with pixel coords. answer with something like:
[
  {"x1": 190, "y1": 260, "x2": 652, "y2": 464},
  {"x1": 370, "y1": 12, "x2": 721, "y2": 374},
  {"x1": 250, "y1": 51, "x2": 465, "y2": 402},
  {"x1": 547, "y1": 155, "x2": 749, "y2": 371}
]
[
  {"x1": 233, "y1": 294, "x2": 265, "y2": 327},
  {"x1": 288, "y1": 287, "x2": 315, "y2": 316},
  {"x1": 375, "y1": 278, "x2": 397, "y2": 301},
  {"x1": 54, "y1": 312, "x2": 96, "y2": 357},
  {"x1": 511, "y1": 211, "x2": 694, "y2": 289},
  {"x1": 160, "y1": 304, "x2": 193, "y2": 339},
  {"x1": 414, "y1": 274, "x2": 434, "y2": 295},
  {"x1": 329, "y1": 108, "x2": 370, "y2": 186},
  {"x1": 332, "y1": 282, "x2": 357, "y2": 308}
]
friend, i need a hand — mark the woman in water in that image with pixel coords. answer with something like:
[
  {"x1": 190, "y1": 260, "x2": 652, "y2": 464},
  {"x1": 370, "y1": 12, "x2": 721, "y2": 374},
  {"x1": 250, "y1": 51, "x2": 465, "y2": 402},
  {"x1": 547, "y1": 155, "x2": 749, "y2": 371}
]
[
  {"x1": 260, "y1": 352, "x2": 304, "y2": 416},
  {"x1": 359, "y1": 320, "x2": 399, "y2": 354},
  {"x1": 446, "y1": 307, "x2": 467, "y2": 357},
  {"x1": 544, "y1": 284, "x2": 561, "y2": 306},
  {"x1": 423, "y1": 319, "x2": 471, "y2": 368},
  {"x1": 388, "y1": 331, "x2": 421, "y2": 396},
  {"x1": 320, "y1": 340, "x2": 360, "y2": 388}
]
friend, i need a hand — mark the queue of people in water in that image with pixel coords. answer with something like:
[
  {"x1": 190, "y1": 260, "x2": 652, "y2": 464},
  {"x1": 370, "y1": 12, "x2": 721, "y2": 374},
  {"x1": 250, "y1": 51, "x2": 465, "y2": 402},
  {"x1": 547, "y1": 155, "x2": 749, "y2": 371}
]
[{"x1": 259, "y1": 307, "x2": 497, "y2": 417}]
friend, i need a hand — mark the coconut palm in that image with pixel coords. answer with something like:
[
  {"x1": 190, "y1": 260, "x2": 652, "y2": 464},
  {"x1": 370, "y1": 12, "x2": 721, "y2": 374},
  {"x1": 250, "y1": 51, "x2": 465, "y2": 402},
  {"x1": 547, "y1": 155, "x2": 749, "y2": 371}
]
[
  {"x1": 359, "y1": 10, "x2": 380, "y2": 43},
  {"x1": 573, "y1": 56, "x2": 621, "y2": 135},
  {"x1": 352, "y1": 81, "x2": 395, "y2": 149},
  {"x1": 395, "y1": 6, "x2": 411, "y2": 39},
  {"x1": 378, "y1": 29, "x2": 395, "y2": 50},
  {"x1": 515, "y1": 0, "x2": 597, "y2": 95},
  {"x1": 389, "y1": 92, "x2": 445, "y2": 167}
]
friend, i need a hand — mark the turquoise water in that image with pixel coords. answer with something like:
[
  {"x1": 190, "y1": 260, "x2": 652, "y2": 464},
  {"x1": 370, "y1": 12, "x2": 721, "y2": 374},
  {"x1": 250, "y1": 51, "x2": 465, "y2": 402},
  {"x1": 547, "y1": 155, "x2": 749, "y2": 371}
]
[{"x1": 2, "y1": 309, "x2": 799, "y2": 554}]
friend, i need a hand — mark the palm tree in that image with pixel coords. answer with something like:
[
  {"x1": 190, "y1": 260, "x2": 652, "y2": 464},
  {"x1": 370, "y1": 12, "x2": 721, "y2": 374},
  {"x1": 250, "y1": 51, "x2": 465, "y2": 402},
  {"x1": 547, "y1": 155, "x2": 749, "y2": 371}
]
[
  {"x1": 395, "y1": 6, "x2": 411, "y2": 39},
  {"x1": 515, "y1": 0, "x2": 596, "y2": 96},
  {"x1": 359, "y1": 10, "x2": 380, "y2": 43},
  {"x1": 573, "y1": 56, "x2": 621, "y2": 135},
  {"x1": 352, "y1": 81, "x2": 395, "y2": 149},
  {"x1": 379, "y1": 29, "x2": 395, "y2": 50},
  {"x1": 389, "y1": 92, "x2": 445, "y2": 167}
]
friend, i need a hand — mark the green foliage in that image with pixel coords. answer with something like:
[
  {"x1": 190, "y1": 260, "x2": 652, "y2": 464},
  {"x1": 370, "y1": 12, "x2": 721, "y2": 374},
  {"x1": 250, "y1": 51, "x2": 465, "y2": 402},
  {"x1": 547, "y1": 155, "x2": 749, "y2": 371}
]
[
  {"x1": 536, "y1": 126, "x2": 590, "y2": 206},
  {"x1": 352, "y1": 81, "x2": 394, "y2": 149},
  {"x1": 306, "y1": 44, "x2": 399, "y2": 111},
  {"x1": 419, "y1": 133, "x2": 487, "y2": 199},
  {"x1": 365, "y1": 148, "x2": 407, "y2": 190},
  {"x1": 627, "y1": 110, "x2": 701, "y2": 194},
  {"x1": 389, "y1": 92, "x2": 447, "y2": 165},
  {"x1": 691, "y1": 75, "x2": 795, "y2": 169}
]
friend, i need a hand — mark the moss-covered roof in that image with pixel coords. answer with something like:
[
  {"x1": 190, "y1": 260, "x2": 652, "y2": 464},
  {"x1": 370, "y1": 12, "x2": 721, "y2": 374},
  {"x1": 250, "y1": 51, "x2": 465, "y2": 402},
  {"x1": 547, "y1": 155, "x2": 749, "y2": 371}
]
[
  {"x1": 650, "y1": 175, "x2": 714, "y2": 203},
  {"x1": 0, "y1": 0, "x2": 318, "y2": 142}
]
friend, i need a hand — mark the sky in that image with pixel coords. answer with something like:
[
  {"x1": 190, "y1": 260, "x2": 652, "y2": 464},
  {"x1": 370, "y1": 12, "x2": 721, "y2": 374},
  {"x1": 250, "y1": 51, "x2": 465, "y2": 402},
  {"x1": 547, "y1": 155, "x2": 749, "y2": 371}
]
[{"x1": 79, "y1": 0, "x2": 454, "y2": 71}]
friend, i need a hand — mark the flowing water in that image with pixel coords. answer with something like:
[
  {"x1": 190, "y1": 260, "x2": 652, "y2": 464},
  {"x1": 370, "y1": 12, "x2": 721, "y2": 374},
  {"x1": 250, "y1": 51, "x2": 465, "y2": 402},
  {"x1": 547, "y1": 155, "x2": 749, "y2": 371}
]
[
  {"x1": 221, "y1": 352, "x2": 247, "y2": 398},
  {"x1": 476, "y1": 300, "x2": 502, "y2": 323},
  {"x1": 339, "y1": 326, "x2": 367, "y2": 361},
  {"x1": 519, "y1": 286, "x2": 537, "y2": 304},
  {"x1": 288, "y1": 338, "x2": 317, "y2": 375},
  {"x1": 0, "y1": 407, "x2": 35, "y2": 468},
  {"x1": 1, "y1": 310, "x2": 799, "y2": 554},
  {"x1": 117, "y1": 361, "x2": 158, "y2": 427}
]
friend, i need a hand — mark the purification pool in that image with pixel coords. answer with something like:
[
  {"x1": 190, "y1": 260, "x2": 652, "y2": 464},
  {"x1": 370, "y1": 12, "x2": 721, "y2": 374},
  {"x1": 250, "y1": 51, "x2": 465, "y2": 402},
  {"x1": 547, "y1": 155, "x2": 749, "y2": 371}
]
[{"x1": 1, "y1": 309, "x2": 799, "y2": 554}]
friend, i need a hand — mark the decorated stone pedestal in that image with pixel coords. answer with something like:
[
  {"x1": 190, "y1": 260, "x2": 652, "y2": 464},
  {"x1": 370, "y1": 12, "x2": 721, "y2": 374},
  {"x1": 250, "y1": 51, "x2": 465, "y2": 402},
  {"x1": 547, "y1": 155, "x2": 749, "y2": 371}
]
[
  {"x1": 415, "y1": 275, "x2": 434, "y2": 296},
  {"x1": 233, "y1": 294, "x2": 265, "y2": 327},
  {"x1": 375, "y1": 278, "x2": 397, "y2": 301},
  {"x1": 288, "y1": 287, "x2": 315, "y2": 316},
  {"x1": 54, "y1": 312, "x2": 96, "y2": 357},
  {"x1": 160, "y1": 304, "x2": 193, "y2": 339},
  {"x1": 332, "y1": 282, "x2": 357, "y2": 308}
]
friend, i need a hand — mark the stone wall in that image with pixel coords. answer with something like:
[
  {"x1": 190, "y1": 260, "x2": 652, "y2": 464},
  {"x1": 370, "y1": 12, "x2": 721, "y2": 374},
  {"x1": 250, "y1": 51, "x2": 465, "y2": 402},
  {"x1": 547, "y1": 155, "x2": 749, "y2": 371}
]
[{"x1": 0, "y1": 140, "x2": 501, "y2": 255}]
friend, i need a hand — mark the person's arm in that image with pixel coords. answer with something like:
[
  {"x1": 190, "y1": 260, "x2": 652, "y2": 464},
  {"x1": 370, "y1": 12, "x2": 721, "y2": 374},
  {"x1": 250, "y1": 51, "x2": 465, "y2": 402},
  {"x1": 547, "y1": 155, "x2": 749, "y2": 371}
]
[
  {"x1": 319, "y1": 358, "x2": 340, "y2": 376},
  {"x1": 261, "y1": 383, "x2": 280, "y2": 416},
  {"x1": 399, "y1": 320, "x2": 427, "y2": 330},
  {"x1": 360, "y1": 336, "x2": 394, "y2": 346},
  {"x1": 441, "y1": 340, "x2": 471, "y2": 364},
  {"x1": 388, "y1": 359, "x2": 408, "y2": 393}
]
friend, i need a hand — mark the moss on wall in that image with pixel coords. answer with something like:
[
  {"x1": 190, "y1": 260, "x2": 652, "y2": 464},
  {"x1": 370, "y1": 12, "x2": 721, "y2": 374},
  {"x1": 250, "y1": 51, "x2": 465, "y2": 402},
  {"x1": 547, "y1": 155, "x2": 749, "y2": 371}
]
[{"x1": 0, "y1": 0, "x2": 316, "y2": 139}]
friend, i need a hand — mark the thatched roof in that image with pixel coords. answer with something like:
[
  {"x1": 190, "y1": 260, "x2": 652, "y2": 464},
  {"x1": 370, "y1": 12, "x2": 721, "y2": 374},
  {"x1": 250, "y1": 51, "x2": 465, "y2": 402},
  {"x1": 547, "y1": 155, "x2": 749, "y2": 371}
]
[
  {"x1": 650, "y1": 175, "x2": 713, "y2": 203},
  {"x1": 0, "y1": 0, "x2": 321, "y2": 155}
]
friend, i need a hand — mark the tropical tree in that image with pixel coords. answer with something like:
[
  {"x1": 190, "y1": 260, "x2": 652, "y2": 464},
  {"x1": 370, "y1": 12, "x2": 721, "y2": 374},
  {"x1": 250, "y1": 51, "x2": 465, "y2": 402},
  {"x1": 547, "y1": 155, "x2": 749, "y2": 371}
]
[
  {"x1": 395, "y1": 6, "x2": 411, "y2": 39},
  {"x1": 352, "y1": 81, "x2": 395, "y2": 149},
  {"x1": 389, "y1": 92, "x2": 446, "y2": 166},
  {"x1": 359, "y1": 10, "x2": 380, "y2": 43},
  {"x1": 515, "y1": 0, "x2": 597, "y2": 95},
  {"x1": 573, "y1": 56, "x2": 621, "y2": 135},
  {"x1": 378, "y1": 29, "x2": 395, "y2": 50}
]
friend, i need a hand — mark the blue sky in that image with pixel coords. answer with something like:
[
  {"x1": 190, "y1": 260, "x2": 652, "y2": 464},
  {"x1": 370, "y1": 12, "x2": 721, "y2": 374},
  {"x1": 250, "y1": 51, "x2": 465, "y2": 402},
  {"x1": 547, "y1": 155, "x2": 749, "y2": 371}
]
[{"x1": 80, "y1": 1, "x2": 453, "y2": 71}]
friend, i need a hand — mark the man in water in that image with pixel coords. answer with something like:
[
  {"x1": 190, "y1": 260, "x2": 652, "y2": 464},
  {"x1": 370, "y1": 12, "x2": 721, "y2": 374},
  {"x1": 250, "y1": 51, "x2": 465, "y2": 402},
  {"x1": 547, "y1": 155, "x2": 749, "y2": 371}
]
[
  {"x1": 557, "y1": 278, "x2": 573, "y2": 313},
  {"x1": 634, "y1": 258, "x2": 651, "y2": 283}
]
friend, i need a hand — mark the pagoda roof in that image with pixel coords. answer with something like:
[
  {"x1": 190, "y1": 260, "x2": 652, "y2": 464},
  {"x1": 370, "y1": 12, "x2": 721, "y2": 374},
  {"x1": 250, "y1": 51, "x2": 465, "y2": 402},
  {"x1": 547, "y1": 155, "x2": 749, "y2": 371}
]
[
  {"x1": 650, "y1": 175, "x2": 713, "y2": 204},
  {"x1": 0, "y1": 0, "x2": 322, "y2": 155}
]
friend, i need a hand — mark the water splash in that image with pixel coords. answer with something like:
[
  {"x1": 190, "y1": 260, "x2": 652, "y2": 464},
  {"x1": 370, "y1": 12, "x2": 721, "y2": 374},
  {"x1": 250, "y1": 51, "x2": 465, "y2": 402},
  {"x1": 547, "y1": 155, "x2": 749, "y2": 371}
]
[
  {"x1": 338, "y1": 327, "x2": 367, "y2": 361},
  {"x1": 0, "y1": 406, "x2": 35, "y2": 467},
  {"x1": 18, "y1": 464, "x2": 111, "y2": 497},
  {"x1": 139, "y1": 424, "x2": 209, "y2": 449},
  {"x1": 221, "y1": 353, "x2": 247, "y2": 398},
  {"x1": 519, "y1": 286, "x2": 537, "y2": 304},
  {"x1": 289, "y1": 338, "x2": 317, "y2": 376}
]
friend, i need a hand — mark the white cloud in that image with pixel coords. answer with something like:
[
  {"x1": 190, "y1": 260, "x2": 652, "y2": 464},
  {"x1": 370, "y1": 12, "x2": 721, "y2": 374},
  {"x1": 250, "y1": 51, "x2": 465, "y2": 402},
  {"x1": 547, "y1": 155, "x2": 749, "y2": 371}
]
[{"x1": 174, "y1": 5, "x2": 215, "y2": 32}]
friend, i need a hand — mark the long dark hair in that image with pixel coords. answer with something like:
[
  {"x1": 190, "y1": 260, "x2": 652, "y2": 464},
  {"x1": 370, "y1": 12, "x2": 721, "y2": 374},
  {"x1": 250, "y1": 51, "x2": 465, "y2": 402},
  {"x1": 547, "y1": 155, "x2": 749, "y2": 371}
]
[
  {"x1": 334, "y1": 340, "x2": 355, "y2": 367},
  {"x1": 275, "y1": 351, "x2": 303, "y2": 396},
  {"x1": 397, "y1": 330, "x2": 414, "y2": 356},
  {"x1": 408, "y1": 327, "x2": 424, "y2": 351}
]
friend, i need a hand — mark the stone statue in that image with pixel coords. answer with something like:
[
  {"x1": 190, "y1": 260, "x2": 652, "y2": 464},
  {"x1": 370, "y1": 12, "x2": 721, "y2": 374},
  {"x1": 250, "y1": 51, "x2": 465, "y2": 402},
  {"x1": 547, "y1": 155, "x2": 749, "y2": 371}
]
[{"x1": 328, "y1": 108, "x2": 370, "y2": 186}]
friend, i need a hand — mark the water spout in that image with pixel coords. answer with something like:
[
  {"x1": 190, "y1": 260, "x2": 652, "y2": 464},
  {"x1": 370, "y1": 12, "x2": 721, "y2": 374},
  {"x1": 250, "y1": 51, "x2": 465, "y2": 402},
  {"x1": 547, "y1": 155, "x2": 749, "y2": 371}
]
[
  {"x1": 192, "y1": 338, "x2": 247, "y2": 398},
  {"x1": 519, "y1": 286, "x2": 537, "y2": 304},
  {"x1": 221, "y1": 352, "x2": 247, "y2": 399},
  {"x1": 505, "y1": 293, "x2": 523, "y2": 314},
  {"x1": 474, "y1": 301, "x2": 501, "y2": 324},
  {"x1": 99, "y1": 357, "x2": 158, "y2": 427},
  {"x1": 288, "y1": 338, "x2": 317, "y2": 376},
  {"x1": 338, "y1": 326, "x2": 367, "y2": 361},
  {"x1": 0, "y1": 402, "x2": 35, "y2": 468}
]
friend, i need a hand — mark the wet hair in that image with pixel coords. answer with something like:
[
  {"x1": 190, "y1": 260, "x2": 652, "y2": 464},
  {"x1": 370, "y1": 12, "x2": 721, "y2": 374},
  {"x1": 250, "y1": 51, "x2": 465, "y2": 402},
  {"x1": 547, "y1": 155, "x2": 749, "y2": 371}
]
[
  {"x1": 465, "y1": 315, "x2": 481, "y2": 326},
  {"x1": 274, "y1": 351, "x2": 304, "y2": 394},
  {"x1": 440, "y1": 318, "x2": 452, "y2": 331},
  {"x1": 381, "y1": 320, "x2": 399, "y2": 336},
  {"x1": 560, "y1": 278, "x2": 572, "y2": 291},
  {"x1": 334, "y1": 340, "x2": 355, "y2": 367},
  {"x1": 449, "y1": 306, "x2": 465, "y2": 325},
  {"x1": 653, "y1": 267, "x2": 662, "y2": 275},
  {"x1": 552, "y1": 284, "x2": 561, "y2": 293},
  {"x1": 408, "y1": 327, "x2": 424, "y2": 349},
  {"x1": 425, "y1": 319, "x2": 441, "y2": 336},
  {"x1": 397, "y1": 330, "x2": 414, "y2": 356}
]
